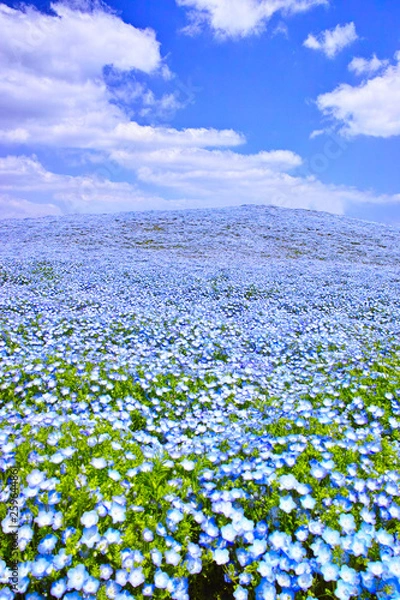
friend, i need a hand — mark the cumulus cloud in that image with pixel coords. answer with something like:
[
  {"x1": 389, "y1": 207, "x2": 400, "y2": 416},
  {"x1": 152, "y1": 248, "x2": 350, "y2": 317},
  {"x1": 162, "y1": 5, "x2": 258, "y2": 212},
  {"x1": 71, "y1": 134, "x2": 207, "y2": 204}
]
[
  {"x1": 1, "y1": 149, "x2": 400, "y2": 220},
  {"x1": 0, "y1": 156, "x2": 165, "y2": 216},
  {"x1": 0, "y1": 194, "x2": 62, "y2": 220},
  {"x1": 0, "y1": 1, "x2": 175, "y2": 143},
  {"x1": 0, "y1": 1, "x2": 244, "y2": 151},
  {"x1": 0, "y1": 2, "x2": 161, "y2": 80},
  {"x1": 317, "y1": 52, "x2": 400, "y2": 137},
  {"x1": 348, "y1": 54, "x2": 389, "y2": 76},
  {"x1": 176, "y1": 0, "x2": 328, "y2": 39},
  {"x1": 108, "y1": 145, "x2": 400, "y2": 216},
  {"x1": 304, "y1": 22, "x2": 358, "y2": 58}
]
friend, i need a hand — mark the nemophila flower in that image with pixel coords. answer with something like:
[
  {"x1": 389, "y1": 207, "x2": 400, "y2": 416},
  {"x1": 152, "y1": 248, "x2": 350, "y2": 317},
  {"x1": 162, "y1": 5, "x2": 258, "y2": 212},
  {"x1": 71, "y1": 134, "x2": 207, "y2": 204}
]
[
  {"x1": 338, "y1": 513, "x2": 356, "y2": 532},
  {"x1": 35, "y1": 509, "x2": 55, "y2": 528},
  {"x1": 83, "y1": 576, "x2": 100, "y2": 594},
  {"x1": 295, "y1": 526, "x2": 308, "y2": 542},
  {"x1": 221, "y1": 523, "x2": 237, "y2": 542},
  {"x1": 255, "y1": 579, "x2": 276, "y2": 600},
  {"x1": 279, "y1": 495, "x2": 296, "y2": 513},
  {"x1": 105, "y1": 580, "x2": 121, "y2": 598},
  {"x1": 128, "y1": 567, "x2": 145, "y2": 587},
  {"x1": 154, "y1": 570, "x2": 170, "y2": 589},
  {"x1": 100, "y1": 564, "x2": 113, "y2": 580},
  {"x1": 165, "y1": 549, "x2": 182, "y2": 565},
  {"x1": 38, "y1": 533, "x2": 58, "y2": 554},
  {"x1": 26, "y1": 469, "x2": 46, "y2": 488},
  {"x1": 18, "y1": 524, "x2": 34, "y2": 549},
  {"x1": 186, "y1": 556, "x2": 202, "y2": 574},
  {"x1": 300, "y1": 495, "x2": 316, "y2": 510},
  {"x1": 81, "y1": 510, "x2": 98, "y2": 528},
  {"x1": 32, "y1": 555, "x2": 53, "y2": 579},
  {"x1": 50, "y1": 578, "x2": 67, "y2": 598},
  {"x1": 80, "y1": 525, "x2": 100, "y2": 548},
  {"x1": 53, "y1": 549, "x2": 72, "y2": 570},
  {"x1": 91, "y1": 457, "x2": 107, "y2": 469},
  {"x1": 0, "y1": 589, "x2": 14, "y2": 600},
  {"x1": 335, "y1": 579, "x2": 357, "y2": 600},
  {"x1": 67, "y1": 564, "x2": 89, "y2": 591},
  {"x1": 297, "y1": 571, "x2": 313, "y2": 591},
  {"x1": 269, "y1": 530, "x2": 290, "y2": 551},
  {"x1": 143, "y1": 528, "x2": 154, "y2": 542},
  {"x1": 103, "y1": 528, "x2": 122, "y2": 545},
  {"x1": 213, "y1": 548, "x2": 230, "y2": 565},
  {"x1": 150, "y1": 548, "x2": 163, "y2": 567},
  {"x1": 386, "y1": 556, "x2": 400, "y2": 578},
  {"x1": 321, "y1": 562, "x2": 340, "y2": 582},
  {"x1": 141, "y1": 582, "x2": 154, "y2": 596},
  {"x1": 109, "y1": 501, "x2": 126, "y2": 523},
  {"x1": 340, "y1": 565, "x2": 359, "y2": 586}
]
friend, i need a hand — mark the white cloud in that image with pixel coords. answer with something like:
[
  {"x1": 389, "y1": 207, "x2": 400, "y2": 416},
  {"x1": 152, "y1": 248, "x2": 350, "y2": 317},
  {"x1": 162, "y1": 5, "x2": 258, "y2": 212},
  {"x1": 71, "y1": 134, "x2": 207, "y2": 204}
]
[
  {"x1": 0, "y1": 156, "x2": 165, "y2": 216},
  {"x1": 1, "y1": 150, "x2": 399, "y2": 220},
  {"x1": 0, "y1": 2, "x2": 243, "y2": 151},
  {"x1": 0, "y1": 194, "x2": 62, "y2": 220},
  {"x1": 0, "y1": 2, "x2": 161, "y2": 80},
  {"x1": 348, "y1": 54, "x2": 389, "y2": 76},
  {"x1": 304, "y1": 22, "x2": 358, "y2": 58},
  {"x1": 108, "y1": 145, "x2": 400, "y2": 216},
  {"x1": 317, "y1": 52, "x2": 400, "y2": 137},
  {"x1": 177, "y1": 0, "x2": 328, "y2": 39},
  {"x1": 0, "y1": 1, "x2": 175, "y2": 144}
]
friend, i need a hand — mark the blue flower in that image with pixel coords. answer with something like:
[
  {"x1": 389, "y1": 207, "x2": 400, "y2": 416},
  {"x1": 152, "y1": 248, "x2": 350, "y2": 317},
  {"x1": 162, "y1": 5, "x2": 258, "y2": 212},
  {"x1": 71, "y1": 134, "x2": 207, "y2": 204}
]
[
  {"x1": 50, "y1": 578, "x2": 67, "y2": 598},
  {"x1": 31, "y1": 555, "x2": 53, "y2": 579},
  {"x1": 82, "y1": 576, "x2": 100, "y2": 595},
  {"x1": 142, "y1": 583, "x2": 155, "y2": 596},
  {"x1": 109, "y1": 502, "x2": 126, "y2": 524},
  {"x1": 100, "y1": 564, "x2": 113, "y2": 580},
  {"x1": 80, "y1": 510, "x2": 99, "y2": 528},
  {"x1": 279, "y1": 495, "x2": 296, "y2": 513},
  {"x1": 128, "y1": 567, "x2": 145, "y2": 587},
  {"x1": 213, "y1": 548, "x2": 230, "y2": 565},
  {"x1": 67, "y1": 564, "x2": 89, "y2": 591},
  {"x1": 80, "y1": 525, "x2": 100, "y2": 548},
  {"x1": 38, "y1": 533, "x2": 58, "y2": 554},
  {"x1": 154, "y1": 570, "x2": 170, "y2": 589},
  {"x1": 321, "y1": 562, "x2": 340, "y2": 582}
]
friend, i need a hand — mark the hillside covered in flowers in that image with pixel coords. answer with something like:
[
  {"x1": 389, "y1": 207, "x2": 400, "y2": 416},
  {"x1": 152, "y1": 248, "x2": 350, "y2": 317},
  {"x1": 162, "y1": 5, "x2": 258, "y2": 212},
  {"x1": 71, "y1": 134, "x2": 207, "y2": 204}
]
[{"x1": 0, "y1": 205, "x2": 400, "y2": 600}]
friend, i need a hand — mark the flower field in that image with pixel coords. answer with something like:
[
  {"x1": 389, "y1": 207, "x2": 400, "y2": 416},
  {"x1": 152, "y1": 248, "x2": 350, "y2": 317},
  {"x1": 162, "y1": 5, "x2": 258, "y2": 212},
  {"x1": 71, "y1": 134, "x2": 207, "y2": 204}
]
[{"x1": 0, "y1": 205, "x2": 400, "y2": 600}]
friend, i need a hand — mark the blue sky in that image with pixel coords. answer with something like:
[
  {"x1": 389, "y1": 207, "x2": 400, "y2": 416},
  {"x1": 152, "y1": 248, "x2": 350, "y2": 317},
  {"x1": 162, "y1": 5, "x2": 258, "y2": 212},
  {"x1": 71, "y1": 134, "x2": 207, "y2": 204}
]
[{"x1": 0, "y1": 0, "x2": 399, "y2": 224}]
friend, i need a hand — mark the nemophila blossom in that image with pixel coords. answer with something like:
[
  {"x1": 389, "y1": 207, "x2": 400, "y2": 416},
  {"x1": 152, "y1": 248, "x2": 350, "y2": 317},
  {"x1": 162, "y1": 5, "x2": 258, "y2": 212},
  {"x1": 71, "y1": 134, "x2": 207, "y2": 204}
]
[
  {"x1": 91, "y1": 457, "x2": 107, "y2": 469},
  {"x1": 100, "y1": 564, "x2": 113, "y2": 580},
  {"x1": 128, "y1": 568, "x2": 145, "y2": 587},
  {"x1": 150, "y1": 548, "x2": 163, "y2": 567},
  {"x1": 279, "y1": 495, "x2": 296, "y2": 513},
  {"x1": 67, "y1": 564, "x2": 89, "y2": 591},
  {"x1": 53, "y1": 549, "x2": 72, "y2": 570},
  {"x1": 109, "y1": 502, "x2": 126, "y2": 523},
  {"x1": 214, "y1": 548, "x2": 230, "y2": 565},
  {"x1": 31, "y1": 555, "x2": 53, "y2": 579},
  {"x1": 26, "y1": 469, "x2": 46, "y2": 488},
  {"x1": 154, "y1": 570, "x2": 170, "y2": 589},
  {"x1": 38, "y1": 533, "x2": 58, "y2": 554},
  {"x1": 80, "y1": 510, "x2": 98, "y2": 528},
  {"x1": 106, "y1": 580, "x2": 121, "y2": 598},
  {"x1": 80, "y1": 525, "x2": 100, "y2": 548},
  {"x1": 338, "y1": 513, "x2": 356, "y2": 532},
  {"x1": 321, "y1": 562, "x2": 340, "y2": 582},
  {"x1": 35, "y1": 509, "x2": 55, "y2": 528},
  {"x1": 0, "y1": 589, "x2": 14, "y2": 600},
  {"x1": 143, "y1": 528, "x2": 154, "y2": 542},
  {"x1": 50, "y1": 578, "x2": 67, "y2": 598}
]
